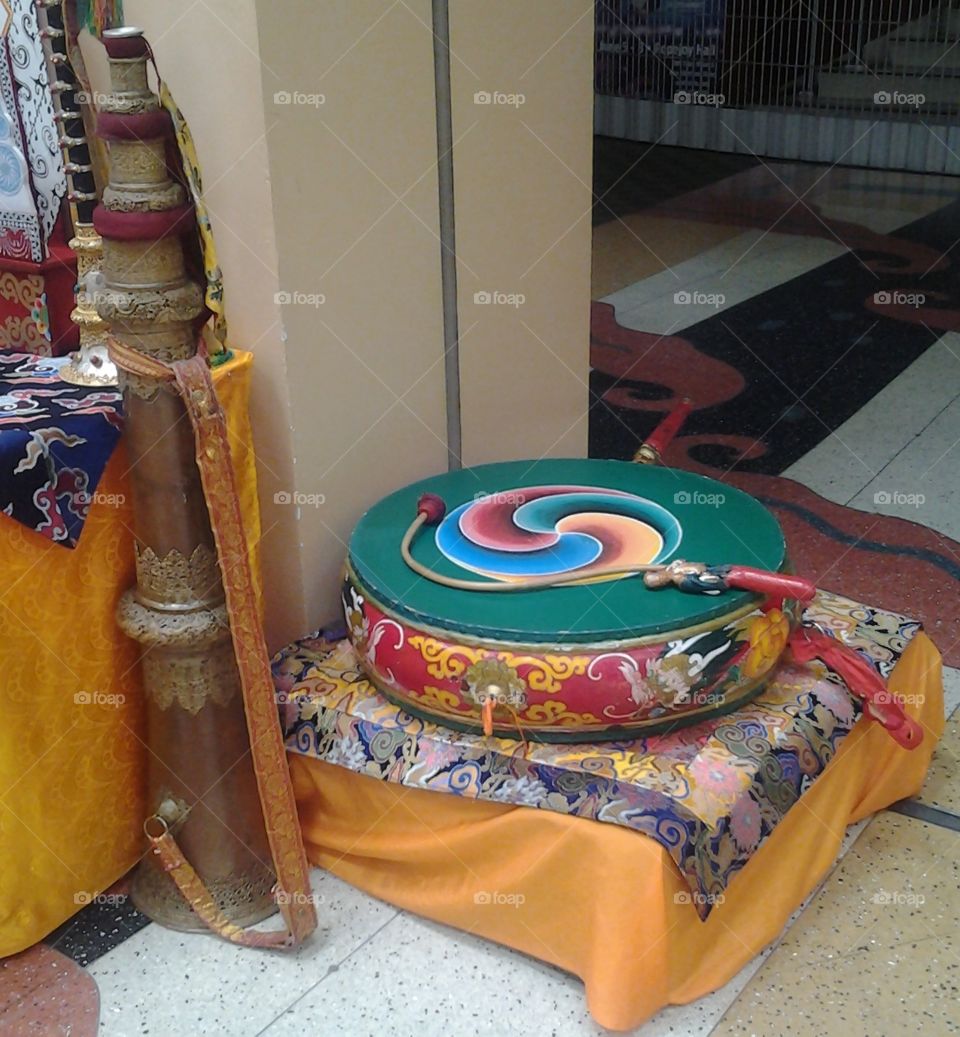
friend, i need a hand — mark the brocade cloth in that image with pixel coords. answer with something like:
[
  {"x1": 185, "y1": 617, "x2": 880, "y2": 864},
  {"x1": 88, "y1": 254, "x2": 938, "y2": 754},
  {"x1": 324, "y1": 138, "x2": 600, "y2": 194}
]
[
  {"x1": 0, "y1": 352, "x2": 123, "y2": 545},
  {"x1": 276, "y1": 590, "x2": 919, "y2": 918}
]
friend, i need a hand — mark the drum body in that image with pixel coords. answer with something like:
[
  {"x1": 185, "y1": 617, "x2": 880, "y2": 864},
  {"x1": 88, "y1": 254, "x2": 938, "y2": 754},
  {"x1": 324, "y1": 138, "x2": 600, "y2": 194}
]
[{"x1": 343, "y1": 459, "x2": 800, "y2": 741}]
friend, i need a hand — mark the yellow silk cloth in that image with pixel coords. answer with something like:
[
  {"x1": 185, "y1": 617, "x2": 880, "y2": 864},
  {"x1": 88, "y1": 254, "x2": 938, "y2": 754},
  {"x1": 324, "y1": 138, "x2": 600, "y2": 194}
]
[
  {"x1": 291, "y1": 632, "x2": 944, "y2": 1031},
  {"x1": 0, "y1": 352, "x2": 260, "y2": 957}
]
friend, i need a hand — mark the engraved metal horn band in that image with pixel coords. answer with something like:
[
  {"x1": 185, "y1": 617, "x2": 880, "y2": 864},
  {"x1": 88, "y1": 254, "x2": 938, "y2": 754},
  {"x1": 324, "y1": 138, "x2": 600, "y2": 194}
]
[{"x1": 93, "y1": 27, "x2": 278, "y2": 932}]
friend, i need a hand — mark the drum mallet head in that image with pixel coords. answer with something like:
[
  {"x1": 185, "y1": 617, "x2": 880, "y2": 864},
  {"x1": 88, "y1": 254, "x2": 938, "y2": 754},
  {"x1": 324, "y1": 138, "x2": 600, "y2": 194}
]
[{"x1": 417, "y1": 493, "x2": 446, "y2": 525}]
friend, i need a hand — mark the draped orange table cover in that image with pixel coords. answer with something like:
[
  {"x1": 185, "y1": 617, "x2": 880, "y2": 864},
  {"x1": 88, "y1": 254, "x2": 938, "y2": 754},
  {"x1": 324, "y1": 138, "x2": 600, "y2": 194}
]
[
  {"x1": 290, "y1": 632, "x2": 944, "y2": 1031},
  {"x1": 0, "y1": 352, "x2": 261, "y2": 957}
]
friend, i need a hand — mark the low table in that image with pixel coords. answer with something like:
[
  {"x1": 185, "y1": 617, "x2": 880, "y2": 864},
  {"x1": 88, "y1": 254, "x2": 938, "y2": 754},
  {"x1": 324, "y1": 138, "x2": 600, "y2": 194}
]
[{"x1": 278, "y1": 596, "x2": 943, "y2": 1030}]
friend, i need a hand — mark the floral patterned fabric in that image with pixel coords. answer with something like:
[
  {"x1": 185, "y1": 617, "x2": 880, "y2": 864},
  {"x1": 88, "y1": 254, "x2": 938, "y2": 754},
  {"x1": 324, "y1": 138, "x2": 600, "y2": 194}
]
[
  {"x1": 0, "y1": 352, "x2": 123, "y2": 545},
  {"x1": 276, "y1": 591, "x2": 920, "y2": 918}
]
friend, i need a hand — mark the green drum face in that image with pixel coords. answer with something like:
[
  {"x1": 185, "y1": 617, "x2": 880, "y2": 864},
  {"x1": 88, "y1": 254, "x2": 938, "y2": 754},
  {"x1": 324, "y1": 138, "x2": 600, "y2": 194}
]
[{"x1": 344, "y1": 459, "x2": 798, "y2": 741}]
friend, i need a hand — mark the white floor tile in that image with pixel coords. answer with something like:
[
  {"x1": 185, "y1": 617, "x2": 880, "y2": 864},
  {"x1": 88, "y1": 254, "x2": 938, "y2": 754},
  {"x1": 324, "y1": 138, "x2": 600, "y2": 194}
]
[
  {"x1": 260, "y1": 912, "x2": 607, "y2": 1037},
  {"x1": 600, "y1": 231, "x2": 846, "y2": 333},
  {"x1": 848, "y1": 391, "x2": 960, "y2": 541},
  {"x1": 783, "y1": 335, "x2": 960, "y2": 505},
  {"x1": 599, "y1": 230, "x2": 765, "y2": 312},
  {"x1": 88, "y1": 869, "x2": 397, "y2": 1037},
  {"x1": 814, "y1": 171, "x2": 959, "y2": 234},
  {"x1": 941, "y1": 666, "x2": 960, "y2": 719},
  {"x1": 258, "y1": 907, "x2": 771, "y2": 1037}
]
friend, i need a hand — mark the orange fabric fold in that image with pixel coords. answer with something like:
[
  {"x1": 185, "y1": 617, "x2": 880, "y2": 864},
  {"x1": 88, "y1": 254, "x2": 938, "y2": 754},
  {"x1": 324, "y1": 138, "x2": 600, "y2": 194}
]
[{"x1": 290, "y1": 632, "x2": 944, "y2": 1030}]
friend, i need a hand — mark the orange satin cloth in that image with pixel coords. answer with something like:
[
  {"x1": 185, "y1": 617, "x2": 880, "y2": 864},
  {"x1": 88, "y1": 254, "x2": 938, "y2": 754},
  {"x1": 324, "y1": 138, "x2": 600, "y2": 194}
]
[
  {"x1": 291, "y1": 632, "x2": 944, "y2": 1031},
  {"x1": 0, "y1": 352, "x2": 261, "y2": 957}
]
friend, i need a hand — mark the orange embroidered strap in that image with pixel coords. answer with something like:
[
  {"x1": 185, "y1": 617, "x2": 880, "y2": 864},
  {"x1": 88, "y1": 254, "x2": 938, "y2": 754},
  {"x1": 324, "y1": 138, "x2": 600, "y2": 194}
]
[
  {"x1": 145, "y1": 818, "x2": 294, "y2": 948},
  {"x1": 109, "y1": 337, "x2": 317, "y2": 947}
]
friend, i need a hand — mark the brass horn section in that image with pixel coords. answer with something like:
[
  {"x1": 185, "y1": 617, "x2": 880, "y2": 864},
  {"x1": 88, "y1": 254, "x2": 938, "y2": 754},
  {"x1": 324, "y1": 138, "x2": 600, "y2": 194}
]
[{"x1": 95, "y1": 28, "x2": 276, "y2": 931}]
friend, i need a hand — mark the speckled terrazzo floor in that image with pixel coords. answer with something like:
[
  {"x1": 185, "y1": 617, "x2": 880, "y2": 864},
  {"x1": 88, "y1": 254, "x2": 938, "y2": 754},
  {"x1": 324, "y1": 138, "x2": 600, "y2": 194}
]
[
  {"x1": 712, "y1": 810, "x2": 960, "y2": 1037},
  {"x1": 914, "y1": 709, "x2": 960, "y2": 816}
]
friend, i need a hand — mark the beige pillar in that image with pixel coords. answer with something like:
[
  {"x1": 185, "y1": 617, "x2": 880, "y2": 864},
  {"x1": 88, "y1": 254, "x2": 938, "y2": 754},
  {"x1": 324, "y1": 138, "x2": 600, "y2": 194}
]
[
  {"x1": 252, "y1": 0, "x2": 449, "y2": 632},
  {"x1": 450, "y1": 1, "x2": 594, "y2": 465},
  {"x1": 88, "y1": 0, "x2": 594, "y2": 643}
]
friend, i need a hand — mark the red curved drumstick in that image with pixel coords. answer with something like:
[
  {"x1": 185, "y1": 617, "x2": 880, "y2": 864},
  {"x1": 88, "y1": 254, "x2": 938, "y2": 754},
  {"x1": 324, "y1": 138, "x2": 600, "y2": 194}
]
[
  {"x1": 723, "y1": 566, "x2": 817, "y2": 602},
  {"x1": 645, "y1": 397, "x2": 693, "y2": 456},
  {"x1": 634, "y1": 397, "x2": 694, "y2": 463},
  {"x1": 790, "y1": 627, "x2": 922, "y2": 750}
]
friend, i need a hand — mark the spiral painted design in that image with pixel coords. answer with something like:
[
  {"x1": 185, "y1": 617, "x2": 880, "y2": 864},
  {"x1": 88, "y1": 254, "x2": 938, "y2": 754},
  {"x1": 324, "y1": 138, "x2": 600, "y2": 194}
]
[{"x1": 435, "y1": 484, "x2": 682, "y2": 583}]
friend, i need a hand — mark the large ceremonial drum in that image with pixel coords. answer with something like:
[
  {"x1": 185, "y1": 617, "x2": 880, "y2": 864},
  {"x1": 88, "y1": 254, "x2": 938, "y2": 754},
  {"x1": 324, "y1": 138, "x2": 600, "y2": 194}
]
[{"x1": 343, "y1": 459, "x2": 802, "y2": 741}]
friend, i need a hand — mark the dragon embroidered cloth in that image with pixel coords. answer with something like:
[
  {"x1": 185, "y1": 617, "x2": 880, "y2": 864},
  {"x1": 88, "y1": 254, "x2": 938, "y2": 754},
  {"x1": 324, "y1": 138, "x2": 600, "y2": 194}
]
[
  {"x1": 0, "y1": 352, "x2": 122, "y2": 545},
  {"x1": 276, "y1": 590, "x2": 920, "y2": 918}
]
